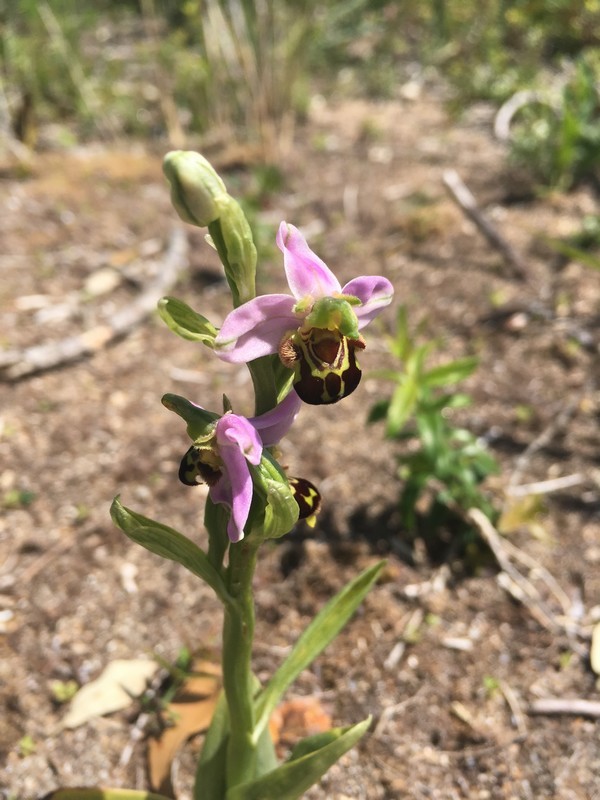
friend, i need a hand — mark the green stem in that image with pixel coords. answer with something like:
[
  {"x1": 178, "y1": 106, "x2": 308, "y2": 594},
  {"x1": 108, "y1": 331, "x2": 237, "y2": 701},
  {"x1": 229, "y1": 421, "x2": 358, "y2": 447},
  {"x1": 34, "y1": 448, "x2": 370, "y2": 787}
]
[
  {"x1": 222, "y1": 536, "x2": 260, "y2": 788},
  {"x1": 248, "y1": 356, "x2": 278, "y2": 415},
  {"x1": 209, "y1": 217, "x2": 279, "y2": 415},
  {"x1": 205, "y1": 496, "x2": 230, "y2": 573}
]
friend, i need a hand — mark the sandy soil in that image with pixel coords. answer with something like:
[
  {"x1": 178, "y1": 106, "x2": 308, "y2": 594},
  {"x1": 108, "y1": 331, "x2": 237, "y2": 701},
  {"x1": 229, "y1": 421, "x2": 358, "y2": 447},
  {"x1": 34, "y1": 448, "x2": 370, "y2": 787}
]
[{"x1": 1, "y1": 90, "x2": 600, "y2": 799}]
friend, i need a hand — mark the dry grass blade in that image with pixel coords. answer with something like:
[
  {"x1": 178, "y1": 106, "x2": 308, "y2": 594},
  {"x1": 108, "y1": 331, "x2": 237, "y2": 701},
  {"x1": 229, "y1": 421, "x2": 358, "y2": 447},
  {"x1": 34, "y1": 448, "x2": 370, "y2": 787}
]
[{"x1": 529, "y1": 698, "x2": 600, "y2": 718}]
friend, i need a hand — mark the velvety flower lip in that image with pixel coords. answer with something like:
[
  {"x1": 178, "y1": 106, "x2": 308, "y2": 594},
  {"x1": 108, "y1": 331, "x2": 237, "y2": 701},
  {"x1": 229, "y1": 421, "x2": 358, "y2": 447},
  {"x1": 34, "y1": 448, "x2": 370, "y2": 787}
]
[
  {"x1": 178, "y1": 394, "x2": 300, "y2": 543},
  {"x1": 214, "y1": 221, "x2": 393, "y2": 363}
]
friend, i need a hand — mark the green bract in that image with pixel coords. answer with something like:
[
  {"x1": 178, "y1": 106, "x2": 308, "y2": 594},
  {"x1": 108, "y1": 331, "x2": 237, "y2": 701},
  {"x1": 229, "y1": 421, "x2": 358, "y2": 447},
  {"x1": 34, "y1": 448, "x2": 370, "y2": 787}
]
[
  {"x1": 250, "y1": 450, "x2": 299, "y2": 540},
  {"x1": 161, "y1": 393, "x2": 219, "y2": 440},
  {"x1": 210, "y1": 197, "x2": 257, "y2": 306}
]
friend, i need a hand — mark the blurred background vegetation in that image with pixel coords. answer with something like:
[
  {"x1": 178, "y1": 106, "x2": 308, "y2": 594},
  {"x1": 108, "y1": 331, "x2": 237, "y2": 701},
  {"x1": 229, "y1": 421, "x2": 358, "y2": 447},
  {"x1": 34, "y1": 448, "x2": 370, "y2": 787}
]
[{"x1": 1, "y1": 0, "x2": 600, "y2": 188}]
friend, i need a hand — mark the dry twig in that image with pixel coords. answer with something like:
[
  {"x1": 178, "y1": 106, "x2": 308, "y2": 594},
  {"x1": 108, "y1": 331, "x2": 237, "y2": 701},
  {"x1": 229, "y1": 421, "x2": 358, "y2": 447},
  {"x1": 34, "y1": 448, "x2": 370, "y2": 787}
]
[
  {"x1": 506, "y1": 473, "x2": 585, "y2": 497},
  {"x1": 498, "y1": 680, "x2": 528, "y2": 739},
  {"x1": 442, "y1": 169, "x2": 527, "y2": 280},
  {"x1": 529, "y1": 698, "x2": 600, "y2": 718}
]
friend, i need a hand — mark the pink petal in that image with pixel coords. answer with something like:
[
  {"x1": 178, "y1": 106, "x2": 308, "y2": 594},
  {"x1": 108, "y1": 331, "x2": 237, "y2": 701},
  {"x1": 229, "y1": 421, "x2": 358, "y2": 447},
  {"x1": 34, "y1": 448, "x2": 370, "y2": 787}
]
[
  {"x1": 209, "y1": 474, "x2": 242, "y2": 541},
  {"x1": 210, "y1": 452, "x2": 250, "y2": 543},
  {"x1": 342, "y1": 275, "x2": 394, "y2": 329},
  {"x1": 216, "y1": 414, "x2": 263, "y2": 465},
  {"x1": 214, "y1": 294, "x2": 299, "y2": 363},
  {"x1": 277, "y1": 222, "x2": 341, "y2": 300},
  {"x1": 210, "y1": 474, "x2": 231, "y2": 507},
  {"x1": 214, "y1": 414, "x2": 263, "y2": 542},
  {"x1": 249, "y1": 391, "x2": 301, "y2": 446}
]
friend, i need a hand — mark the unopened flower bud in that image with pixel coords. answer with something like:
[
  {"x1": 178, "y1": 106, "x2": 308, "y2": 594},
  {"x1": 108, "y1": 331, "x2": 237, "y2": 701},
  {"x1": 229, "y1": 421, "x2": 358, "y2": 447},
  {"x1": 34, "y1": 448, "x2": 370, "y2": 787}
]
[{"x1": 163, "y1": 151, "x2": 227, "y2": 227}]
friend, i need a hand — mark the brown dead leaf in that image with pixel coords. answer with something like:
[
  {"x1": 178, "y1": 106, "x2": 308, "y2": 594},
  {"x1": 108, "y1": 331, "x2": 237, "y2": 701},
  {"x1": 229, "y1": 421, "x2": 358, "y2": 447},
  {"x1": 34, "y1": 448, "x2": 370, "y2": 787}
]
[
  {"x1": 269, "y1": 696, "x2": 332, "y2": 751},
  {"x1": 147, "y1": 662, "x2": 221, "y2": 796}
]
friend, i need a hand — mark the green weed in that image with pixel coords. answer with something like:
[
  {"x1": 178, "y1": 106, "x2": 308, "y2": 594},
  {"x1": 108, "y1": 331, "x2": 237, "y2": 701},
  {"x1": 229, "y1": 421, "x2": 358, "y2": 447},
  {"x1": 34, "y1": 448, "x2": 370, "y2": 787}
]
[
  {"x1": 369, "y1": 307, "x2": 499, "y2": 564},
  {"x1": 508, "y1": 55, "x2": 600, "y2": 190}
]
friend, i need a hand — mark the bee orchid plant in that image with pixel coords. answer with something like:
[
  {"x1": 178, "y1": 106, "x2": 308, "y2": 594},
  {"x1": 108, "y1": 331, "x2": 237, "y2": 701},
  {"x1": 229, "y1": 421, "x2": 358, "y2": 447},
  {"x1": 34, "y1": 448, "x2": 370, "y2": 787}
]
[{"x1": 65, "y1": 151, "x2": 393, "y2": 800}]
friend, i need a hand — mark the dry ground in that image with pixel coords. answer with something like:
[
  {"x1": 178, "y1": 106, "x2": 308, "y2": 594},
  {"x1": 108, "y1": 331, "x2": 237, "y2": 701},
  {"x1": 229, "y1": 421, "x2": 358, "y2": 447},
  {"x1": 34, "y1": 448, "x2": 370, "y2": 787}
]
[{"x1": 1, "y1": 90, "x2": 600, "y2": 799}]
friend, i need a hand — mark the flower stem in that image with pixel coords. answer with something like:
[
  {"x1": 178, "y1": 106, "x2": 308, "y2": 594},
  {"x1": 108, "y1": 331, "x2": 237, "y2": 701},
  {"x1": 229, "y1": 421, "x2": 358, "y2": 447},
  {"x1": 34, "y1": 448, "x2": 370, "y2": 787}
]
[
  {"x1": 222, "y1": 536, "x2": 260, "y2": 788},
  {"x1": 248, "y1": 356, "x2": 278, "y2": 415}
]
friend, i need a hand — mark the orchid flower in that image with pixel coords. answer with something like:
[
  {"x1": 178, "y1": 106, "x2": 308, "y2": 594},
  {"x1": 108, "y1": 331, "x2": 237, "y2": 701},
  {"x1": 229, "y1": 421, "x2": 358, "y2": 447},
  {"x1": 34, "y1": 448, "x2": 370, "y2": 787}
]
[
  {"x1": 177, "y1": 391, "x2": 304, "y2": 542},
  {"x1": 215, "y1": 222, "x2": 394, "y2": 404}
]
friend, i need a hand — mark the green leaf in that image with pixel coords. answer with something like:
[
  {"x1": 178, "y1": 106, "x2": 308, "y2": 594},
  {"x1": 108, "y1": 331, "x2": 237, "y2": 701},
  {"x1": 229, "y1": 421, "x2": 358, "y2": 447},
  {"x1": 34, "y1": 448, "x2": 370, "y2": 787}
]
[
  {"x1": 253, "y1": 561, "x2": 385, "y2": 742},
  {"x1": 366, "y1": 398, "x2": 390, "y2": 424},
  {"x1": 389, "y1": 305, "x2": 412, "y2": 361},
  {"x1": 546, "y1": 237, "x2": 600, "y2": 270},
  {"x1": 110, "y1": 497, "x2": 231, "y2": 606},
  {"x1": 368, "y1": 368, "x2": 403, "y2": 382},
  {"x1": 40, "y1": 790, "x2": 172, "y2": 800},
  {"x1": 422, "y1": 356, "x2": 479, "y2": 388},
  {"x1": 289, "y1": 724, "x2": 360, "y2": 761},
  {"x1": 386, "y1": 376, "x2": 418, "y2": 437},
  {"x1": 194, "y1": 675, "x2": 276, "y2": 800},
  {"x1": 194, "y1": 691, "x2": 229, "y2": 800},
  {"x1": 226, "y1": 717, "x2": 371, "y2": 800},
  {"x1": 158, "y1": 296, "x2": 218, "y2": 345},
  {"x1": 255, "y1": 712, "x2": 279, "y2": 774}
]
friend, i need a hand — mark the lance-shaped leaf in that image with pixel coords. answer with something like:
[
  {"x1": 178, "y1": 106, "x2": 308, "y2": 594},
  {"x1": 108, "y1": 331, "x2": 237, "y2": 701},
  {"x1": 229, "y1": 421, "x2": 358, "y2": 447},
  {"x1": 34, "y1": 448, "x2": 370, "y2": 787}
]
[
  {"x1": 226, "y1": 717, "x2": 371, "y2": 800},
  {"x1": 194, "y1": 677, "x2": 277, "y2": 800},
  {"x1": 193, "y1": 691, "x2": 229, "y2": 800},
  {"x1": 40, "y1": 790, "x2": 172, "y2": 800},
  {"x1": 422, "y1": 356, "x2": 479, "y2": 388},
  {"x1": 158, "y1": 297, "x2": 218, "y2": 346},
  {"x1": 253, "y1": 561, "x2": 385, "y2": 743},
  {"x1": 386, "y1": 374, "x2": 419, "y2": 437},
  {"x1": 110, "y1": 498, "x2": 231, "y2": 606}
]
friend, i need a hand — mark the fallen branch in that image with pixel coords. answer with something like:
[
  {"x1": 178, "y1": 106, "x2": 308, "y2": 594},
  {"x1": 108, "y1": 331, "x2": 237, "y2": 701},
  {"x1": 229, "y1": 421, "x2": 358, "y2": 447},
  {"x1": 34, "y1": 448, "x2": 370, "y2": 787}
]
[
  {"x1": 442, "y1": 168, "x2": 527, "y2": 280},
  {"x1": 529, "y1": 698, "x2": 600, "y2": 718},
  {"x1": 0, "y1": 226, "x2": 188, "y2": 381}
]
